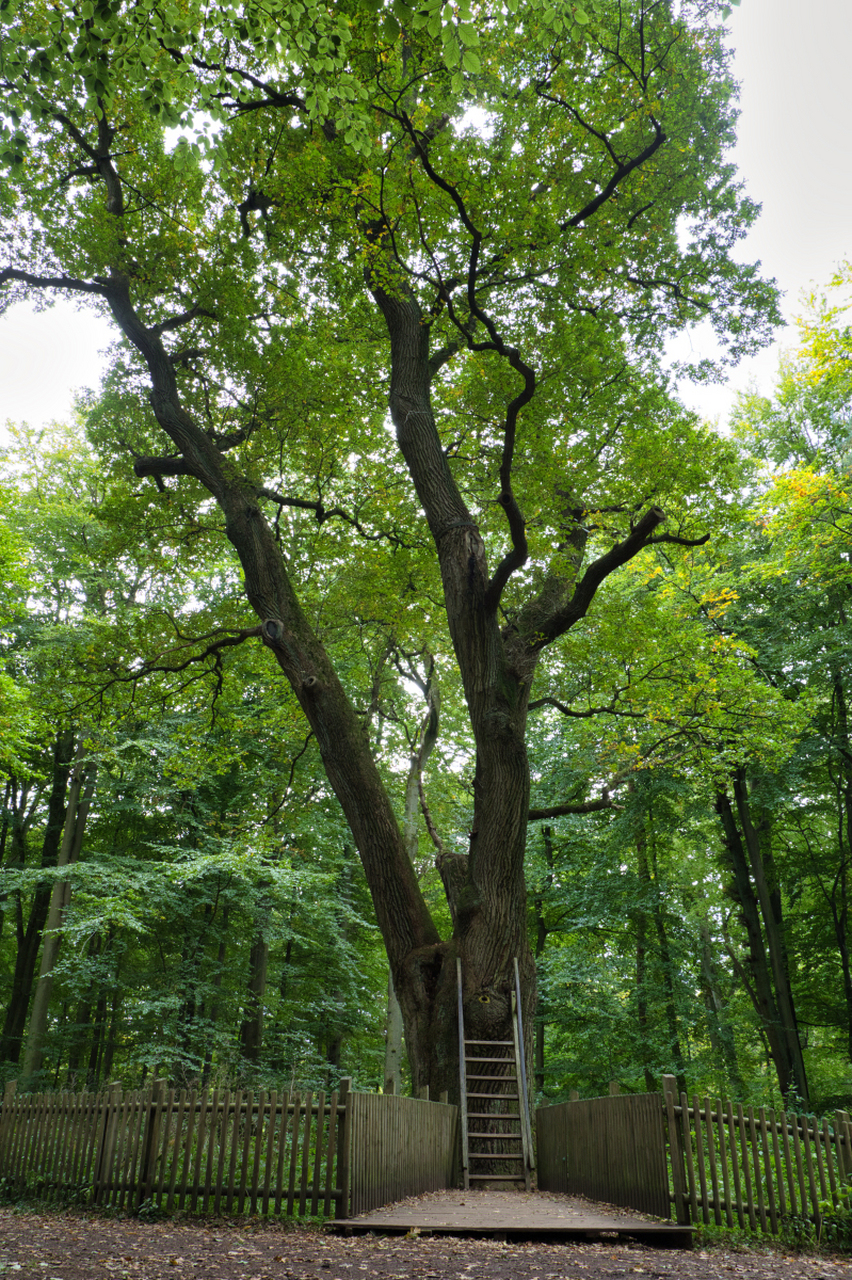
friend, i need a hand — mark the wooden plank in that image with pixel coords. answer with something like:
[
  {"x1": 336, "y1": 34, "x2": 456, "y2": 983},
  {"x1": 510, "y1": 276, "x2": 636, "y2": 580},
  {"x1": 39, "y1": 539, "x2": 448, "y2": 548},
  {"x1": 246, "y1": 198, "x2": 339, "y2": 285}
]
[
  {"x1": 713, "y1": 1099, "x2": 733, "y2": 1229},
  {"x1": 725, "y1": 1100, "x2": 744, "y2": 1230},
  {"x1": 261, "y1": 1090, "x2": 277, "y2": 1217},
  {"x1": 768, "y1": 1109, "x2": 787, "y2": 1220},
  {"x1": 812, "y1": 1116, "x2": 829, "y2": 1204},
  {"x1": 190, "y1": 1089, "x2": 209, "y2": 1213},
  {"x1": 703, "y1": 1099, "x2": 721, "y2": 1225},
  {"x1": 238, "y1": 1091, "x2": 254, "y2": 1215},
  {"x1": 287, "y1": 1093, "x2": 302, "y2": 1217},
  {"x1": 735, "y1": 1104, "x2": 757, "y2": 1232},
  {"x1": 662, "y1": 1078, "x2": 688, "y2": 1225},
  {"x1": 323, "y1": 1091, "x2": 339, "y2": 1217},
  {"x1": 823, "y1": 1118, "x2": 839, "y2": 1208},
  {"x1": 127, "y1": 1091, "x2": 148, "y2": 1210},
  {"x1": 299, "y1": 1091, "x2": 314, "y2": 1216},
  {"x1": 757, "y1": 1108, "x2": 778, "y2": 1235},
  {"x1": 250, "y1": 1090, "x2": 266, "y2": 1216},
  {"x1": 165, "y1": 1090, "x2": 187, "y2": 1212},
  {"x1": 746, "y1": 1107, "x2": 767, "y2": 1233},
  {"x1": 780, "y1": 1110, "x2": 798, "y2": 1217},
  {"x1": 680, "y1": 1093, "x2": 698, "y2": 1225},
  {"x1": 790, "y1": 1110, "x2": 808, "y2": 1222},
  {"x1": 273, "y1": 1092, "x2": 291, "y2": 1216},
  {"x1": 213, "y1": 1089, "x2": 230, "y2": 1217},
  {"x1": 225, "y1": 1089, "x2": 243, "y2": 1215},
  {"x1": 178, "y1": 1089, "x2": 198, "y2": 1211},
  {"x1": 835, "y1": 1111, "x2": 851, "y2": 1181},
  {"x1": 337, "y1": 1080, "x2": 351, "y2": 1219},
  {"x1": 800, "y1": 1113, "x2": 821, "y2": 1227},
  {"x1": 155, "y1": 1088, "x2": 176, "y2": 1204},
  {"x1": 692, "y1": 1096, "x2": 709, "y2": 1224},
  {"x1": 311, "y1": 1093, "x2": 326, "y2": 1217}
]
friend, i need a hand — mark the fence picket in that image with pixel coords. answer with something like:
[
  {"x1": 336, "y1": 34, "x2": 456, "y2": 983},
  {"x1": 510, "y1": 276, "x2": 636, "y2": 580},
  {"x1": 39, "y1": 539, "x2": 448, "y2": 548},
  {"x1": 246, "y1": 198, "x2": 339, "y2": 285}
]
[
  {"x1": 249, "y1": 1090, "x2": 266, "y2": 1216},
  {"x1": 723, "y1": 1100, "x2": 744, "y2": 1229},
  {"x1": 823, "y1": 1118, "x2": 839, "y2": 1207},
  {"x1": 213, "y1": 1089, "x2": 230, "y2": 1217},
  {"x1": 299, "y1": 1091, "x2": 314, "y2": 1216},
  {"x1": 712, "y1": 1099, "x2": 733, "y2": 1228},
  {"x1": 273, "y1": 1091, "x2": 291, "y2": 1216},
  {"x1": 756, "y1": 1109, "x2": 777, "y2": 1234},
  {"x1": 190, "y1": 1089, "x2": 209, "y2": 1212},
  {"x1": 800, "y1": 1114, "x2": 821, "y2": 1226},
  {"x1": 813, "y1": 1116, "x2": 829, "y2": 1204},
  {"x1": 287, "y1": 1094, "x2": 301, "y2": 1217},
  {"x1": 311, "y1": 1093, "x2": 326, "y2": 1217},
  {"x1": 702, "y1": 1099, "x2": 720, "y2": 1225}
]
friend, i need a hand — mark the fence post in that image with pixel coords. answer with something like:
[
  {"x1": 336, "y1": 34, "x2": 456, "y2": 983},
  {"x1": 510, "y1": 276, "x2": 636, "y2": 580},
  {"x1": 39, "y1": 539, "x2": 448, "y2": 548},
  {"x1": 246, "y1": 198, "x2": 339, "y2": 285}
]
[
  {"x1": 662, "y1": 1074, "x2": 689, "y2": 1225},
  {"x1": 337, "y1": 1077, "x2": 352, "y2": 1219},
  {"x1": 836, "y1": 1110, "x2": 852, "y2": 1182},
  {"x1": 0, "y1": 1080, "x2": 17, "y2": 1170},
  {"x1": 138, "y1": 1078, "x2": 165, "y2": 1209},
  {"x1": 419, "y1": 1086, "x2": 429, "y2": 1100},
  {"x1": 608, "y1": 1080, "x2": 620, "y2": 1096},
  {"x1": 569, "y1": 1089, "x2": 579, "y2": 1101}
]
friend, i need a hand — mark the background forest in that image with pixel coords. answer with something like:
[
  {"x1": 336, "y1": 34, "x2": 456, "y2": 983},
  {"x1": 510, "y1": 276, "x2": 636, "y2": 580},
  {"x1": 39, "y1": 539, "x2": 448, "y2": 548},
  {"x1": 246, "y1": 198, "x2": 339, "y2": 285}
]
[
  {"x1": 2, "y1": 284, "x2": 851, "y2": 1116},
  {"x1": 0, "y1": 0, "x2": 851, "y2": 1121}
]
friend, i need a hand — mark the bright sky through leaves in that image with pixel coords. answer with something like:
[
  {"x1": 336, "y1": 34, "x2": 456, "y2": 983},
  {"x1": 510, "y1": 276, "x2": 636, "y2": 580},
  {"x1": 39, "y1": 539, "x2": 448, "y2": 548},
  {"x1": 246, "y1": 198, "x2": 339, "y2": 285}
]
[{"x1": 0, "y1": 0, "x2": 850, "y2": 431}]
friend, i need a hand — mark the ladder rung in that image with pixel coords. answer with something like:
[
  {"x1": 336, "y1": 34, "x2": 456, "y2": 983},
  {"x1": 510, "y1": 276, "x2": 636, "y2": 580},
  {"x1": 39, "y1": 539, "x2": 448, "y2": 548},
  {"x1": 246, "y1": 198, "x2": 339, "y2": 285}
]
[
  {"x1": 467, "y1": 1174, "x2": 524, "y2": 1181},
  {"x1": 465, "y1": 1040, "x2": 513, "y2": 1046},
  {"x1": 467, "y1": 1111, "x2": 520, "y2": 1119},
  {"x1": 468, "y1": 1092, "x2": 519, "y2": 1099},
  {"x1": 467, "y1": 1074, "x2": 517, "y2": 1081},
  {"x1": 465, "y1": 1056, "x2": 514, "y2": 1063},
  {"x1": 468, "y1": 1133, "x2": 522, "y2": 1141},
  {"x1": 469, "y1": 1154, "x2": 523, "y2": 1161}
]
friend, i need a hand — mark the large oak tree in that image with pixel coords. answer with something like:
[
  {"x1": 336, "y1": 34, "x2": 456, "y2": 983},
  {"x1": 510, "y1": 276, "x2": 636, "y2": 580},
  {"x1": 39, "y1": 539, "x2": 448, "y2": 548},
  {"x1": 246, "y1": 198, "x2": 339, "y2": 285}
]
[{"x1": 0, "y1": 0, "x2": 778, "y2": 1096}]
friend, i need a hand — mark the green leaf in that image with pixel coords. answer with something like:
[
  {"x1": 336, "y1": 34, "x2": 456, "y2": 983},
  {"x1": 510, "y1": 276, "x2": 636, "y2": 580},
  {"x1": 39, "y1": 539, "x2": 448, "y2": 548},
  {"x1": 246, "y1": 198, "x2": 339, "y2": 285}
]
[{"x1": 461, "y1": 49, "x2": 480, "y2": 73}]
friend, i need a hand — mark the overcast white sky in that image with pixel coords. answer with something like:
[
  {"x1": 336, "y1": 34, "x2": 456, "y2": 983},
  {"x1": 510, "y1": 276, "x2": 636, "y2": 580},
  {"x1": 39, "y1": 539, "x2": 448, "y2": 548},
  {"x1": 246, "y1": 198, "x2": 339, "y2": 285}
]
[{"x1": 1, "y1": 0, "x2": 850, "y2": 432}]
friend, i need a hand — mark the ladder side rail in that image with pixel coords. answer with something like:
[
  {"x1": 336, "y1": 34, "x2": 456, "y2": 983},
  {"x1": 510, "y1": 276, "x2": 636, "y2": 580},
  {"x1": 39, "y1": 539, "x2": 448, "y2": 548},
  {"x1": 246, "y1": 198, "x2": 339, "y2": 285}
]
[
  {"x1": 513, "y1": 957, "x2": 536, "y2": 1175},
  {"x1": 456, "y1": 957, "x2": 470, "y2": 1190},
  {"x1": 511, "y1": 991, "x2": 532, "y2": 1190}
]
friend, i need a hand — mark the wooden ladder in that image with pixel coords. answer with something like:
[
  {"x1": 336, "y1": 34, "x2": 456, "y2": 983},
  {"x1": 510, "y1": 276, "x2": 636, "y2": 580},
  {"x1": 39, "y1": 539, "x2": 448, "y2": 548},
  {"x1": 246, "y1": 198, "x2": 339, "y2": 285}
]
[{"x1": 456, "y1": 957, "x2": 534, "y2": 1192}]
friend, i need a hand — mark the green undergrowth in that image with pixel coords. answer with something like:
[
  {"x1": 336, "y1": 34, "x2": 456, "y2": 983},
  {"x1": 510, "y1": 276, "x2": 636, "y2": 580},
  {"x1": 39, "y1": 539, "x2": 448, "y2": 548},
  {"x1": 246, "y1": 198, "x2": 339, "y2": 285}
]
[{"x1": 693, "y1": 1185, "x2": 852, "y2": 1257}]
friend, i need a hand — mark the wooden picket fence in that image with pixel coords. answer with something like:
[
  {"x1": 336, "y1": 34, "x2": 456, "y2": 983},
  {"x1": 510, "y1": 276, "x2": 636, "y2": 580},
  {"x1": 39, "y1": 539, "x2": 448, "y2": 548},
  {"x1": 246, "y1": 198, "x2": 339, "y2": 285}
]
[
  {"x1": 0, "y1": 1078, "x2": 350, "y2": 1216},
  {"x1": 662, "y1": 1076, "x2": 852, "y2": 1233}
]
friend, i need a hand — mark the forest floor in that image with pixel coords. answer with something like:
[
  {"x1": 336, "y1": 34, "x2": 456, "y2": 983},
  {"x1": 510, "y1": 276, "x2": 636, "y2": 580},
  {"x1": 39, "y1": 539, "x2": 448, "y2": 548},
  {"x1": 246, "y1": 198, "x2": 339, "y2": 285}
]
[{"x1": 0, "y1": 1208, "x2": 850, "y2": 1280}]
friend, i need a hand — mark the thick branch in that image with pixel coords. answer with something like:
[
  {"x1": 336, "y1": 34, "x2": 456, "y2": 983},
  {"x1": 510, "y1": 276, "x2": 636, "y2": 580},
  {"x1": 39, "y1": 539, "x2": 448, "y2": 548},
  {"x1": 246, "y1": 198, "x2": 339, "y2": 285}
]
[{"x1": 531, "y1": 505, "x2": 667, "y2": 648}]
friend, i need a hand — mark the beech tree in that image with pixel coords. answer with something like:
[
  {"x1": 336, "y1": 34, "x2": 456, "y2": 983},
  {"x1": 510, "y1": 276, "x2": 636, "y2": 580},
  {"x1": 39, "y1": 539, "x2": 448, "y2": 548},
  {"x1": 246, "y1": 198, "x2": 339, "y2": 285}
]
[{"x1": 0, "y1": 0, "x2": 779, "y2": 1096}]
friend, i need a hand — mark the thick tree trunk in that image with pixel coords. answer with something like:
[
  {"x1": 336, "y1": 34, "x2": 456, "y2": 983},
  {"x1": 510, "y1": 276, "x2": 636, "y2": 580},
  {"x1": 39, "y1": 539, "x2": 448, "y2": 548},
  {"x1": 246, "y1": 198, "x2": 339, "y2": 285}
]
[{"x1": 715, "y1": 784, "x2": 808, "y2": 1104}]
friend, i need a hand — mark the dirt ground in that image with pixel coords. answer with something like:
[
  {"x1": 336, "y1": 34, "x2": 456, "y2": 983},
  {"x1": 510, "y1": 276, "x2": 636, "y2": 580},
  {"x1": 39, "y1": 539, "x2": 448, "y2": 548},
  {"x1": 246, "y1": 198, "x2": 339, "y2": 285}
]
[{"x1": 1, "y1": 1210, "x2": 850, "y2": 1280}]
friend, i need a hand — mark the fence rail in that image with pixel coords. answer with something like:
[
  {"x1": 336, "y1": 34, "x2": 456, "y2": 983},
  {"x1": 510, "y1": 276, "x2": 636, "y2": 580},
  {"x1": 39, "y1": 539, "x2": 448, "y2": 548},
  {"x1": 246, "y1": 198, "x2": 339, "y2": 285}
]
[
  {"x1": 662, "y1": 1077, "x2": 852, "y2": 1233},
  {"x1": 0, "y1": 1078, "x2": 349, "y2": 1217}
]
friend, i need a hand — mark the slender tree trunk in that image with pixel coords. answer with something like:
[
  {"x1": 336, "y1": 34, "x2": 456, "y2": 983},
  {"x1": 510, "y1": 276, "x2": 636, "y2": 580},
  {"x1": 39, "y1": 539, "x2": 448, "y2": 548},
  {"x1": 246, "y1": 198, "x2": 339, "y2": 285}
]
[
  {"x1": 238, "y1": 931, "x2": 269, "y2": 1065},
  {"x1": 0, "y1": 731, "x2": 74, "y2": 1063},
  {"x1": 635, "y1": 810, "x2": 686, "y2": 1095},
  {"x1": 21, "y1": 749, "x2": 96, "y2": 1087},
  {"x1": 715, "y1": 784, "x2": 808, "y2": 1104}
]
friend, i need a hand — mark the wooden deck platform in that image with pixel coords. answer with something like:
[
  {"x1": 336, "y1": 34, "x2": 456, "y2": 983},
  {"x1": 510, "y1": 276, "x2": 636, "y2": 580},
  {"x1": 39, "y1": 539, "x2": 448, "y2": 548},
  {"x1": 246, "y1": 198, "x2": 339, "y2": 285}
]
[{"x1": 331, "y1": 1189, "x2": 695, "y2": 1248}]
